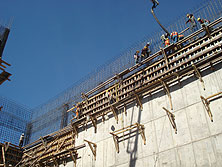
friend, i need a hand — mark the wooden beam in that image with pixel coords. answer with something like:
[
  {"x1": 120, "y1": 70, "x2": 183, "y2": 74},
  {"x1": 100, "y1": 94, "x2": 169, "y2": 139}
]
[
  {"x1": 72, "y1": 124, "x2": 78, "y2": 138},
  {"x1": 40, "y1": 137, "x2": 47, "y2": 151},
  {"x1": 84, "y1": 139, "x2": 97, "y2": 160},
  {"x1": 123, "y1": 105, "x2": 127, "y2": 116},
  {"x1": 136, "y1": 123, "x2": 146, "y2": 145},
  {"x1": 134, "y1": 93, "x2": 143, "y2": 110},
  {"x1": 162, "y1": 107, "x2": 177, "y2": 134},
  {"x1": 69, "y1": 151, "x2": 77, "y2": 167},
  {"x1": 160, "y1": 80, "x2": 173, "y2": 110},
  {"x1": 201, "y1": 96, "x2": 213, "y2": 122},
  {"x1": 203, "y1": 25, "x2": 212, "y2": 39},
  {"x1": 111, "y1": 134, "x2": 119, "y2": 153},
  {"x1": 110, "y1": 105, "x2": 118, "y2": 123},
  {"x1": 110, "y1": 123, "x2": 146, "y2": 153},
  {"x1": 90, "y1": 116, "x2": 97, "y2": 133},
  {"x1": 4, "y1": 142, "x2": 9, "y2": 152},
  {"x1": 52, "y1": 156, "x2": 59, "y2": 167},
  {"x1": 57, "y1": 138, "x2": 66, "y2": 151},
  {"x1": 192, "y1": 64, "x2": 205, "y2": 90},
  {"x1": 161, "y1": 48, "x2": 170, "y2": 69},
  {"x1": 2, "y1": 146, "x2": 6, "y2": 167}
]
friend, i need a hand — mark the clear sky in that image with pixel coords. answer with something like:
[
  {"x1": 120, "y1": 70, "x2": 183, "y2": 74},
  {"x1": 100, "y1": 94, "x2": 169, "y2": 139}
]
[{"x1": 0, "y1": 0, "x2": 204, "y2": 108}]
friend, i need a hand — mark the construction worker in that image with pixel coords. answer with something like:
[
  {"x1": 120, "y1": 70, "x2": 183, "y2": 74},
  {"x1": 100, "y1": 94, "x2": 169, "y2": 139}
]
[
  {"x1": 186, "y1": 14, "x2": 197, "y2": 33},
  {"x1": 197, "y1": 17, "x2": 210, "y2": 27},
  {"x1": 160, "y1": 34, "x2": 166, "y2": 47},
  {"x1": 164, "y1": 37, "x2": 170, "y2": 47},
  {"x1": 170, "y1": 31, "x2": 179, "y2": 43},
  {"x1": 178, "y1": 34, "x2": 184, "y2": 40},
  {"x1": 106, "y1": 90, "x2": 114, "y2": 105},
  {"x1": 134, "y1": 50, "x2": 140, "y2": 65},
  {"x1": 150, "y1": 0, "x2": 159, "y2": 9},
  {"x1": 141, "y1": 42, "x2": 151, "y2": 61},
  {"x1": 75, "y1": 103, "x2": 81, "y2": 119},
  {"x1": 19, "y1": 133, "x2": 24, "y2": 147}
]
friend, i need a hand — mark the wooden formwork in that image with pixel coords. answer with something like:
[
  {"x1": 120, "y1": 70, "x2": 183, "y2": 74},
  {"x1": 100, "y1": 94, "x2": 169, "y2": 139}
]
[{"x1": 20, "y1": 17, "x2": 222, "y2": 166}]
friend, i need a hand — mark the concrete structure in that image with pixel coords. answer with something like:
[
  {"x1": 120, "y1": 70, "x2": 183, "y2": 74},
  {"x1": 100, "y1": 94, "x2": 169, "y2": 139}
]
[{"x1": 59, "y1": 62, "x2": 222, "y2": 167}]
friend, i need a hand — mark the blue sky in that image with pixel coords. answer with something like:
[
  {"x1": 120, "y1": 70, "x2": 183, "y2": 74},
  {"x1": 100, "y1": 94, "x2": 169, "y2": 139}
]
[{"x1": 0, "y1": 0, "x2": 204, "y2": 108}]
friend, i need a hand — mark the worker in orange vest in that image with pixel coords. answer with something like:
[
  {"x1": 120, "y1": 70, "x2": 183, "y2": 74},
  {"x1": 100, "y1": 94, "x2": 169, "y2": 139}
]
[
  {"x1": 170, "y1": 31, "x2": 178, "y2": 43},
  {"x1": 164, "y1": 38, "x2": 170, "y2": 47}
]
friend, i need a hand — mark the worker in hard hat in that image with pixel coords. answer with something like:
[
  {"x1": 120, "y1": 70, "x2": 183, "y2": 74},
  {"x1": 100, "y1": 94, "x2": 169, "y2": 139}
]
[
  {"x1": 134, "y1": 50, "x2": 140, "y2": 65},
  {"x1": 150, "y1": 0, "x2": 159, "y2": 9},
  {"x1": 141, "y1": 42, "x2": 151, "y2": 61},
  {"x1": 164, "y1": 37, "x2": 170, "y2": 47},
  {"x1": 19, "y1": 133, "x2": 25, "y2": 147},
  {"x1": 186, "y1": 14, "x2": 197, "y2": 33},
  {"x1": 170, "y1": 31, "x2": 179, "y2": 43},
  {"x1": 197, "y1": 17, "x2": 210, "y2": 27}
]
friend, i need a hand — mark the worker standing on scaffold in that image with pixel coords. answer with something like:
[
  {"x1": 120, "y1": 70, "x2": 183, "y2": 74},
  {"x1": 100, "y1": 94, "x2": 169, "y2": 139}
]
[
  {"x1": 150, "y1": 0, "x2": 159, "y2": 9},
  {"x1": 134, "y1": 50, "x2": 140, "y2": 65},
  {"x1": 19, "y1": 133, "x2": 25, "y2": 147},
  {"x1": 141, "y1": 42, "x2": 151, "y2": 61},
  {"x1": 170, "y1": 31, "x2": 179, "y2": 44},
  {"x1": 186, "y1": 14, "x2": 198, "y2": 33}
]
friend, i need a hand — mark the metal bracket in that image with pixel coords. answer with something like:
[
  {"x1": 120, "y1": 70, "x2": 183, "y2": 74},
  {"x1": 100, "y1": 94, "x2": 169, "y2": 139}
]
[
  {"x1": 200, "y1": 92, "x2": 222, "y2": 122},
  {"x1": 159, "y1": 79, "x2": 173, "y2": 110},
  {"x1": 163, "y1": 107, "x2": 177, "y2": 134},
  {"x1": 192, "y1": 64, "x2": 205, "y2": 90},
  {"x1": 84, "y1": 139, "x2": 97, "y2": 160}
]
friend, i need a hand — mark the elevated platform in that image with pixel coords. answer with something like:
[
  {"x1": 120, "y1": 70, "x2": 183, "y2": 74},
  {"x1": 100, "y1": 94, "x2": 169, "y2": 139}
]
[{"x1": 20, "y1": 17, "x2": 222, "y2": 166}]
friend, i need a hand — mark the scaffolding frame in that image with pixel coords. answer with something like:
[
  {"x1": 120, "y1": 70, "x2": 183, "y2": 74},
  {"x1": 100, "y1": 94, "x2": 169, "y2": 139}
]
[
  {"x1": 28, "y1": 0, "x2": 222, "y2": 143},
  {"x1": 200, "y1": 92, "x2": 222, "y2": 122},
  {"x1": 110, "y1": 123, "x2": 146, "y2": 153}
]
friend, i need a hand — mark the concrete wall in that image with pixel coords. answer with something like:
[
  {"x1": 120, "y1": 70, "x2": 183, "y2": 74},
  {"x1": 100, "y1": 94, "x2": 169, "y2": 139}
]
[{"x1": 60, "y1": 62, "x2": 222, "y2": 167}]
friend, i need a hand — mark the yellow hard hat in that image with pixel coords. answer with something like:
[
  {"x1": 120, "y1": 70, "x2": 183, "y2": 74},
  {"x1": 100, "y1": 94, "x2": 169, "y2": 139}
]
[
  {"x1": 186, "y1": 14, "x2": 190, "y2": 17},
  {"x1": 197, "y1": 18, "x2": 201, "y2": 21}
]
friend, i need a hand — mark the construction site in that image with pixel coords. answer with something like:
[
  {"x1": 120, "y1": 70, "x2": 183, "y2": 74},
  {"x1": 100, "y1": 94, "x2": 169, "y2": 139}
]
[{"x1": 1, "y1": 0, "x2": 222, "y2": 166}]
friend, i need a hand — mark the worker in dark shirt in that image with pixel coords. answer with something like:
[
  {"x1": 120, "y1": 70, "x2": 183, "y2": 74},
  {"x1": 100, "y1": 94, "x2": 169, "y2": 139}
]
[
  {"x1": 197, "y1": 18, "x2": 210, "y2": 27},
  {"x1": 186, "y1": 14, "x2": 197, "y2": 33},
  {"x1": 141, "y1": 42, "x2": 151, "y2": 61},
  {"x1": 19, "y1": 133, "x2": 24, "y2": 147}
]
